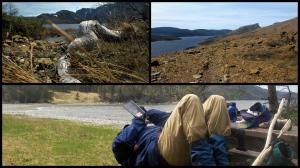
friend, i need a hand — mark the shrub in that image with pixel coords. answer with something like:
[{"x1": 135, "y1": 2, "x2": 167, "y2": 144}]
[{"x1": 2, "y1": 13, "x2": 46, "y2": 40}]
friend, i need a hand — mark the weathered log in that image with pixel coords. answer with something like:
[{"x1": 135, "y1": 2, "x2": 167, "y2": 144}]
[
  {"x1": 67, "y1": 20, "x2": 122, "y2": 53},
  {"x1": 50, "y1": 20, "x2": 124, "y2": 83},
  {"x1": 29, "y1": 42, "x2": 37, "y2": 72},
  {"x1": 57, "y1": 54, "x2": 81, "y2": 83}
]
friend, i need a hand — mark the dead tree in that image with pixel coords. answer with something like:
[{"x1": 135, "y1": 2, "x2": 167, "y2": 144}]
[
  {"x1": 268, "y1": 85, "x2": 279, "y2": 113},
  {"x1": 281, "y1": 85, "x2": 292, "y2": 112}
]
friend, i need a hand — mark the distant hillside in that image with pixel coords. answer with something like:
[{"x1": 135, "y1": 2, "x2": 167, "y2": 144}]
[
  {"x1": 76, "y1": 3, "x2": 148, "y2": 24},
  {"x1": 151, "y1": 27, "x2": 231, "y2": 41},
  {"x1": 152, "y1": 17, "x2": 298, "y2": 83},
  {"x1": 152, "y1": 27, "x2": 232, "y2": 37},
  {"x1": 151, "y1": 34, "x2": 180, "y2": 42},
  {"x1": 37, "y1": 10, "x2": 83, "y2": 24},
  {"x1": 36, "y1": 2, "x2": 148, "y2": 24},
  {"x1": 205, "y1": 85, "x2": 297, "y2": 100},
  {"x1": 228, "y1": 23, "x2": 261, "y2": 36}
]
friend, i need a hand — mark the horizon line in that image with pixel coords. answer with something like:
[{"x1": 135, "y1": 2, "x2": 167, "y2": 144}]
[{"x1": 151, "y1": 16, "x2": 297, "y2": 30}]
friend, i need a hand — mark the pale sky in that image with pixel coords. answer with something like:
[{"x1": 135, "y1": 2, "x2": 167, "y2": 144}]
[
  {"x1": 152, "y1": 2, "x2": 298, "y2": 29},
  {"x1": 2, "y1": 2, "x2": 100, "y2": 16},
  {"x1": 258, "y1": 85, "x2": 298, "y2": 93}
]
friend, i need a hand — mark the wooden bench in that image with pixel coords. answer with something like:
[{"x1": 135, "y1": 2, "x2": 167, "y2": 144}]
[{"x1": 228, "y1": 124, "x2": 298, "y2": 159}]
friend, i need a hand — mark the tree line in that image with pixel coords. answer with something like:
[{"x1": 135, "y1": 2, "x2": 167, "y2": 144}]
[
  {"x1": 2, "y1": 85, "x2": 208, "y2": 104},
  {"x1": 2, "y1": 85, "x2": 297, "y2": 112},
  {"x1": 2, "y1": 3, "x2": 47, "y2": 40}
]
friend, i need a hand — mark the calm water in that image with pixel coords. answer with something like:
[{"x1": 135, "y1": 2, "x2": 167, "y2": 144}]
[
  {"x1": 2, "y1": 100, "x2": 267, "y2": 125},
  {"x1": 151, "y1": 36, "x2": 212, "y2": 57},
  {"x1": 43, "y1": 24, "x2": 80, "y2": 42},
  {"x1": 43, "y1": 24, "x2": 79, "y2": 30}
]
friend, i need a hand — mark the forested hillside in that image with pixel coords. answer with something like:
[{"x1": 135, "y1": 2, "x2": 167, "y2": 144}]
[{"x1": 2, "y1": 85, "x2": 296, "y2": 104}]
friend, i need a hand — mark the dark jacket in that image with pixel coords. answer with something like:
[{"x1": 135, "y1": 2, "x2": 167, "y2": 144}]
[
  {"x1": 228, "y1": 102, "x2": 238, "y2": 122},
  {"x1": 191, "y1": 134, "x2": 229, "y2": 166},
  {"x1": 112, "y1": 118, "x2": 168, "y2": 166},
  {"x1": 112, "y1": 109, "x2": 229, "y2": 166}
]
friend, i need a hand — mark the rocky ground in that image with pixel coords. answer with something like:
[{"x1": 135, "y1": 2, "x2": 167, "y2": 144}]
[
  {"x1": 151, "y1": 17, "x2": 298, "y2": 83},
  {"x1": 3, "y1": 35, "x2": 67, "y2": 83},
  {"x1": 3, "y1": 32, "x2": 149, "y2": 83}
]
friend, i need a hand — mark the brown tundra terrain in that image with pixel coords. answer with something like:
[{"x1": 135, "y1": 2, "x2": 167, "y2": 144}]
[{"x1": 151, "y1": 17, "x2": 298, "y2": 83}]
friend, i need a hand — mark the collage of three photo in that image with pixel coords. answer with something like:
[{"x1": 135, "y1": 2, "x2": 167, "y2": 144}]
[{"x1": 2, "y1": 1, "x2": 299, "y2": 166}]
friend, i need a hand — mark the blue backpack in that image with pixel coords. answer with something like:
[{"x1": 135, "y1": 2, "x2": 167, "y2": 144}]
[{"x1": 227, "y1": 102, "x2": 238, "y2": 122}]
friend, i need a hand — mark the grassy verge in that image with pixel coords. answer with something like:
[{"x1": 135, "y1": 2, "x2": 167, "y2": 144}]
[
  {"x1": 281, "y1": 109, "x2": 298, "y2": 126},
  {"x1": 2, "y1": 114, "x2": 259, "y2": 166},
  {"x1": 2, "y1": 114, "x2": 120, "y2": 166},
  {"x1": 51, "y1": 91, "x2": 100, "y2": 104}
]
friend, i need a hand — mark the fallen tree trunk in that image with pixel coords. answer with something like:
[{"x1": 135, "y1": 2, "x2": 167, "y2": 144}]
[{"x1": 51, "y1": 20, "x2": 124, "y2": 83}]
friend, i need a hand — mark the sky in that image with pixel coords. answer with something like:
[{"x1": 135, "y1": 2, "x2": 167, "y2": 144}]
[
  {"x1": 152, "y1": 2, "x2": 298, "y2": 30},
  {"x1": 258, "y1": 85, "x2": 298, "y2": 93},
  {"x1": 2, "y1": 2, "x2": 100, "y2": 16}
]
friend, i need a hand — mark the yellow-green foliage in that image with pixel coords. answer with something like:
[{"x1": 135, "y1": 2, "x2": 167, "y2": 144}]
[
  {"x1": 51, "y1": 91, "x2": 101, "y2": 104},
  {"x1": 2, "y1": 13, "x2": 46, "y2": 39}
]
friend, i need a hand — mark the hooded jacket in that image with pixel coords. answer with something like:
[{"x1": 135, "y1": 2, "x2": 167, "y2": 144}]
[{"x1": 112, "y1": 109, "x2": 229, "y2": 166}]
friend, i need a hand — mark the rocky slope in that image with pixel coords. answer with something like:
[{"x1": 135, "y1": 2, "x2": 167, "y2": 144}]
[{"x1": 151, "y1": 17, "x2": 298, "y2": 83}]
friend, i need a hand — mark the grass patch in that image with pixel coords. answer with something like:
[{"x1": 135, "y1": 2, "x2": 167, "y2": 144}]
[
  {"x1": 2, "y1": 114, "x2": 120, "y2": 166},
  {"x1": 51, "y1": 91, "x2": 100, "y2": 104},
  {"x1": 2, "y1": 56, "x2": 42, "y2": 83},
  {"x1": 281, "y1": 110, "x2": 298, "y2": 126},
  {"x1": 69, "y1": 37, "x2": 149, "y2": 83}
]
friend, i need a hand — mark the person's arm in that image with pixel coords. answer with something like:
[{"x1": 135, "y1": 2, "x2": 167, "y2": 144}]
[
  {"x1": 209, "y1": 134, "x2": 229, "y2": 166},
  {"x1": 146, "y1": 109, "x2": 171, "y2": 127},
  {"x1": 112, "y1": 118, "x2": 146, "y2": 165}
]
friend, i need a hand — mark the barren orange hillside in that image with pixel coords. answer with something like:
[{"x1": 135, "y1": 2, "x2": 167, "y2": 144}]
[{"x1": 151, "y1": 17, "x2": 298, "y2": 83}]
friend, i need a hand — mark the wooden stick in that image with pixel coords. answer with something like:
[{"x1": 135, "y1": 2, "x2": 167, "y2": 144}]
[
  {"x1": 252, "y1": 98, "x2": 285, "y2": 166},
  {"x1": 277, "y1": 119, "x2": 291, "y2": 138},
  {"x1": 264, "y1": 98, "x2": 285, "y2": 150},
  {"x1": 29, "y1": 42, "x2": 36, "y2": 72},
  {"x1": 252, "y1": 146, "x2": 273, "y2": 166},
  {"x1": 252, "y1": 119, "x2": 291, "y2": 166}
]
